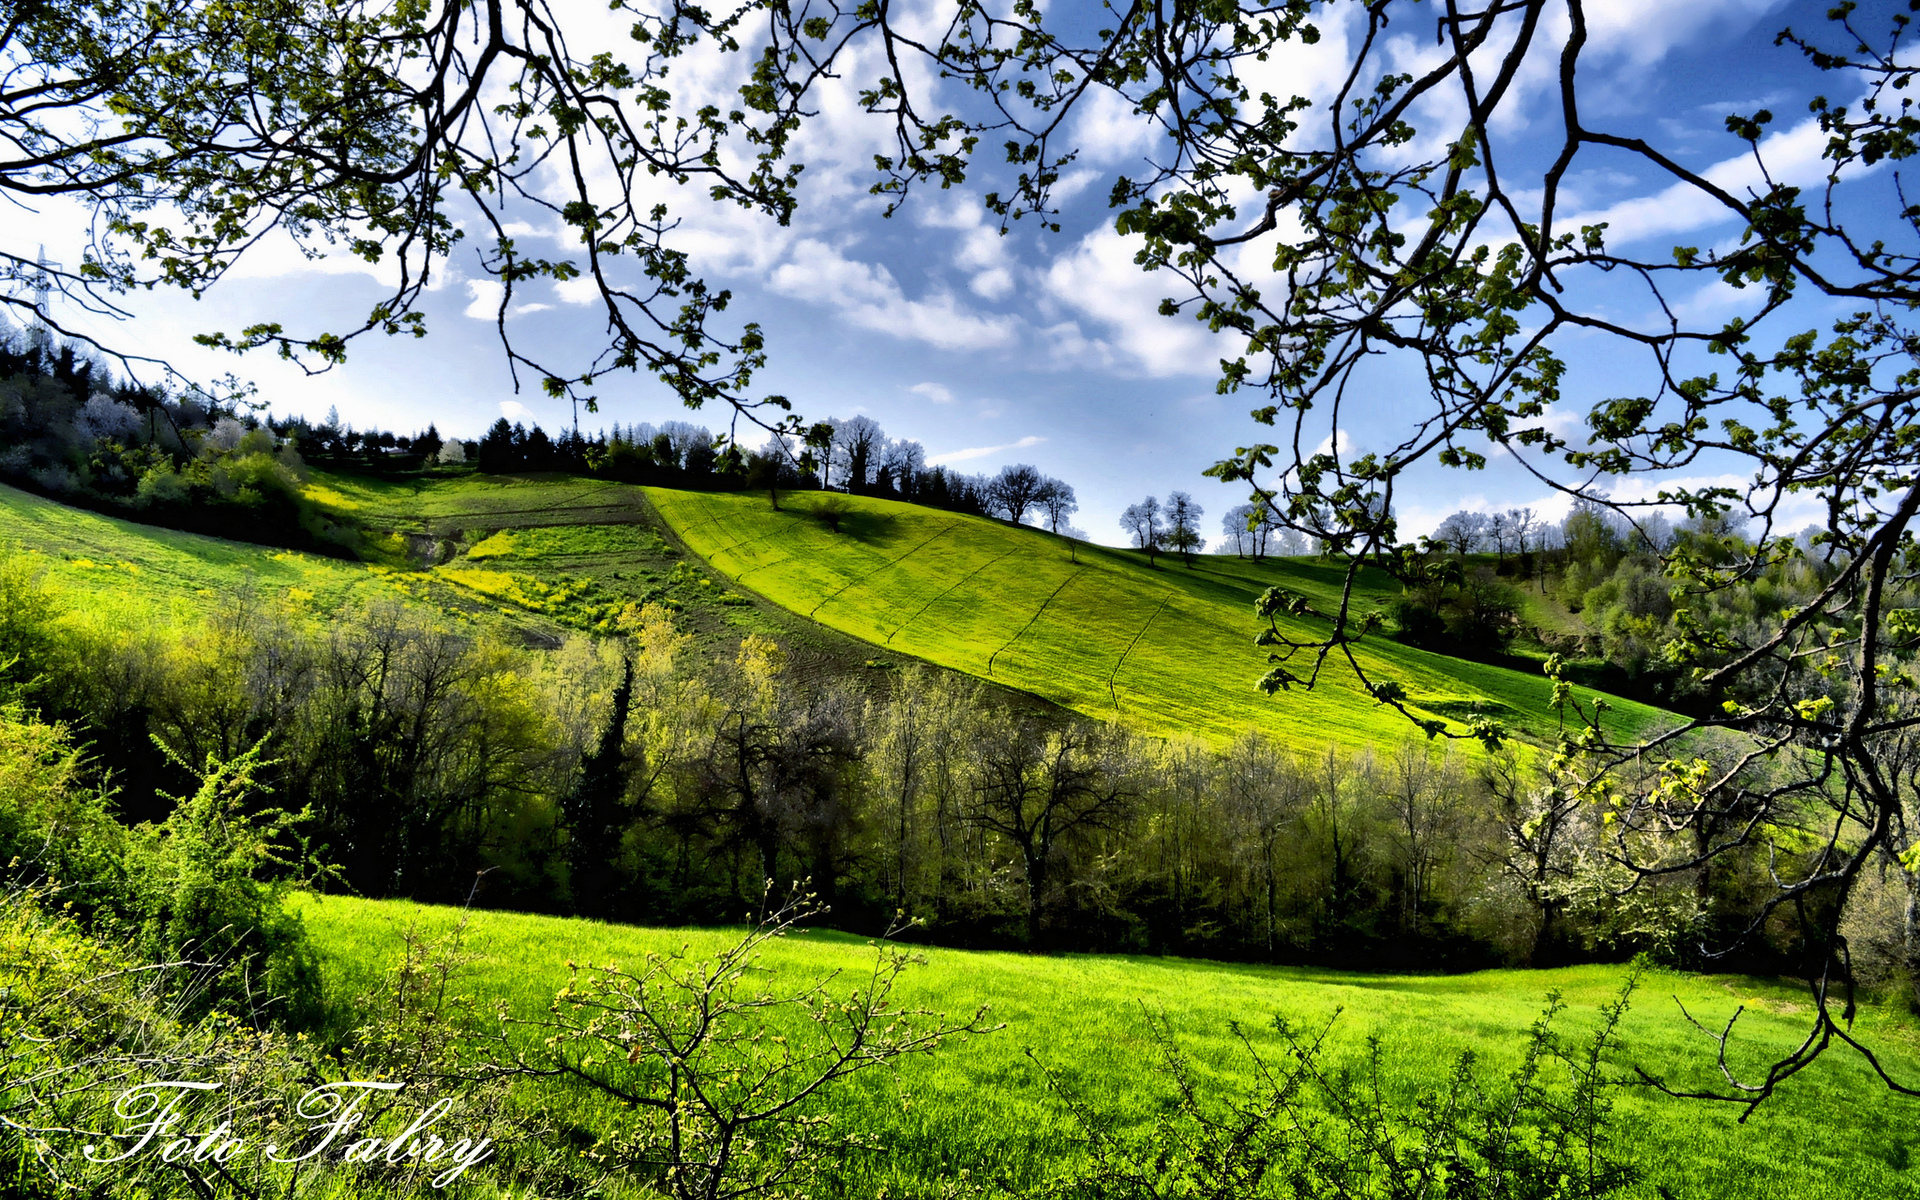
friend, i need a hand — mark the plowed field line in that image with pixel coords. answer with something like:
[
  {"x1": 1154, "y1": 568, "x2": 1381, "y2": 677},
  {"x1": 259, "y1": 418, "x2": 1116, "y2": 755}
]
[
  {"x1": 807, "y1": 523, "x2": 961, "y2": 618},
  {"x1": 987, "y1": 567, "x2": 1087, "y2": 676},
  {"x1": 884, "y1": 546, "x2": 1022, "y2": 644},
  {"x1": 1108, "y1": 591, "x2": 1176, "y2": 710}
]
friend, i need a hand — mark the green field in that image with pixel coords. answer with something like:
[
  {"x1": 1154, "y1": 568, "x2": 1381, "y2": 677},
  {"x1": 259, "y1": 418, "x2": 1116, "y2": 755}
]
[
  {"x1": 0, "y1": 474, "x2": 1667, "y2": 752},
  {"x1": 645, "y1": 488, "x2": 1666, "y2": 750},
  {"x1": 0, "y1": 482, "x2": 414, "y2": 625},
  {"x1": 300, "y1": 893, "x2": 1920, "y2": 1200}
]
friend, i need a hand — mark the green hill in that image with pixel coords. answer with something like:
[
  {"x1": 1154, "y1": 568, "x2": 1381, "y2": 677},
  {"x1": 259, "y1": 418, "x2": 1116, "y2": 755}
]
[
  {"x1": 645, "y1": 488, "x2": 1666, "y2": 750},
  {"x1": 0, "y1": 474, "x2": 1667, "y2": 751},
  {"x1": 301, "y1": 892, "x2": 1920, "y2": 1200},
  {"x1": 0, "y1": 481, "x2": 411, "y2": 625}
]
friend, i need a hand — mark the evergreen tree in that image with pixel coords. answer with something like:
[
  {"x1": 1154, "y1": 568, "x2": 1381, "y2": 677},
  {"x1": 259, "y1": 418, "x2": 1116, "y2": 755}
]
[{"x1": 564, "y1": 657, "x2": 636, "y2": 918}]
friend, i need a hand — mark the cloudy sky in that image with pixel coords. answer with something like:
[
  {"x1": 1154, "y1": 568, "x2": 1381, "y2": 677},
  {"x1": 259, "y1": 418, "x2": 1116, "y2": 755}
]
[{"x1": 10, "y1": 0, "x2": 1881, "y2": 545}]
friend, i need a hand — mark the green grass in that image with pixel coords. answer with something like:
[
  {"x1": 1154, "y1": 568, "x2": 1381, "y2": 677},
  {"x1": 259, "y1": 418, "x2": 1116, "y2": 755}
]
[
  {"x1": 0, "y1": 482, "x2": 413, "y2": 625},
  {"x1": 299, "y1": 894, "x2": 1920, "y2": 1200},
  {"x1": 645, "y1": 488, "x2": 1668, "y2": 750}
]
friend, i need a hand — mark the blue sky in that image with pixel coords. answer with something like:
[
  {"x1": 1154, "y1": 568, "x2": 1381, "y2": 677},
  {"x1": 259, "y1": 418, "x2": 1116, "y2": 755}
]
[{"x1": 9, "y1": 0, "x2": 1880, "y2": 545}]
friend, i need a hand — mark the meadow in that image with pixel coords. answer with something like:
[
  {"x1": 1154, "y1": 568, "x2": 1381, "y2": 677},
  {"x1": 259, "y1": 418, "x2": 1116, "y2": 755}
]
[
  {"x1": 0, "y1": 471, "x2": 1663, "y2": 754},
  {"x1": 645, "y1": 488, "x2": 1666, "y2": 750},
  {"x1": 0, "y1": 481, "x2": 412, "y2": 624},
  {"x1": 299, "y1": 893, "x2": 1920, "y2": 1200}
]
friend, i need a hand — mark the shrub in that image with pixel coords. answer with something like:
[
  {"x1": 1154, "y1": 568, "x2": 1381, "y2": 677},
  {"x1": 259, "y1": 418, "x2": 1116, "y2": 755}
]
[
  {"x1": 1042, "y1": 981, "x2": 1637, "y2": 1200},
  {"x1": 125, "y1": 742, "x2": 324, "y2": 1026}
]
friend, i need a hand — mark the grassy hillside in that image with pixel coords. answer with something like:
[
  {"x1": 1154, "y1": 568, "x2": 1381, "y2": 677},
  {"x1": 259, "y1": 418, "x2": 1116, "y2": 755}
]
[
  {"x1": 0, "y1": 473, "x2": 1667, "y2": 751},
  {"x1": 646, "y1": 488, "x2": 1667, "y2": 750},
  {"x1": 0, "y1": 481, "x2": 413, "y2": 626},
  {"x1": 301, "y1": 893, "x2": 1920, "y2": 1200}
]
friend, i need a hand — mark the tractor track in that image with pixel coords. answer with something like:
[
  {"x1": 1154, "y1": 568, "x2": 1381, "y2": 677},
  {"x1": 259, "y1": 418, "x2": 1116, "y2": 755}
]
[
  {"x1": 884, "y1": 546, "x2": 1023, "y2": 644},
  {"x1": 806, "y1": 523, "x2": 961, "y2": 618},
  {"x1": 1108, "y1": 591, "x2": 1176, "y2": 710},
  {"x1": 987, "y1": 567, "x2": 1088, "y2": 676}
]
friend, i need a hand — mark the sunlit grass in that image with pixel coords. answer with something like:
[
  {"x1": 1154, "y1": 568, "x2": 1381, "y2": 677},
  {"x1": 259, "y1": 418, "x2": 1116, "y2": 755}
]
[
  {"x1": 645, "y1": 488, "x2": 1667, "y2": 751},
  {"x1": 300, "y1": 894, "x2": 1920, "y2": 1200}
]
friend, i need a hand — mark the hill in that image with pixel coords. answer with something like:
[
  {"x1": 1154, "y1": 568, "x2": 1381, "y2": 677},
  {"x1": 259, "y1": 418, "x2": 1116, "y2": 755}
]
[
  {"x1": 302, "y1": 892, "x2": 1920, "y2": 1200},
  {"x1": 644, "y1": 487, "x2": 1668, "y2": 750},
  {"x1": 0, "y1": 472, "x2": 1668, "y2": 752}
]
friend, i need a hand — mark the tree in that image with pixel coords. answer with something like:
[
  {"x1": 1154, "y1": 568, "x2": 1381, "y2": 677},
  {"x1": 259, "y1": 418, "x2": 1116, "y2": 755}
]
[
  {"x1": 1430, "y1": 511, "x2": 1490, "y2": 558},
  {"x1": 1120, "y1": 496, "x2": 1163, "y2": 566},
  {"x1": 1124, "y1": 0, "x2": 1920, "y2": 1100},
  {"x1": 1036, "y1": 477, "x2": 1078, "y2": 533},
  {"x1": 1164, "y1": 491, "x2": 1204, "y2": 567},
  {"x1": 0, "y1": 0, "x2": 826, "y2": 448},
  {"x1": 504, "y1": 893, "x2": 994, "y2": 1200},
  {"x1": 986, "y1": 463, "x2": 1046, "y2": 524},
  {"x1": 830, "y1": 416, "x2": 886, "y2": 493},
  {"x1": 477, "y1": 418, "x2": 517, "y2": 475},
  {"x1": 564, "y1": 657, "x2": 638, "y2": 918},
  {"x1": 964, "y1": 723, "x2": 1129, "y2": 943}
]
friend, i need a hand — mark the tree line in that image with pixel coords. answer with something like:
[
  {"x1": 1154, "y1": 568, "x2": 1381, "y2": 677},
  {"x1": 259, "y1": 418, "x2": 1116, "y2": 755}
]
[{"x1": 0, "y1": 546, "x2": 1852, "y2": 980}]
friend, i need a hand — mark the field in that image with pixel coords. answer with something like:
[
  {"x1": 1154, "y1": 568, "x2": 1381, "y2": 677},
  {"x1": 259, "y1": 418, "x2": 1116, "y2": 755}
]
[
  {"x1": 0, "y1": 482, "x2": 415, "y2": 625},
  {"x1": 0, "y1": 472, "x2": 1666, "y2": 753},
  {"x1": 645, "y1": 488, "x2": 1666, "y2": 750},
  {"x1": 300, "y1": 893, "x2": 1920, "y2": 1200},
  {"x1": 0, "y1": 476, "x2": 871, "y2": 679}
]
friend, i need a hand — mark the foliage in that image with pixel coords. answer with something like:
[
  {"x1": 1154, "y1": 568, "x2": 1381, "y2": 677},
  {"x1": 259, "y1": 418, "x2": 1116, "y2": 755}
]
[
  {"x1": 124, "y1": 742, "x2": 325, "y2": 1026},
  {"x1": 1041, "y1": 983, "x2": 1636, "y2": 1200},
  {"x1": 495, "y1": 892, "x2": 996, "y2": 1200},
  {"x1": 0, "y1": 699, "x2": 323, "y2": 1026},
  {"x1": 0, "y1": 335, "x2": 355, "y2": 552}
]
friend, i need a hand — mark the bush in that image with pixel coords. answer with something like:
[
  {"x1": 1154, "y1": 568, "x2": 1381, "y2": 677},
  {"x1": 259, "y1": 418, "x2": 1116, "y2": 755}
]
[
  {"x1": 126, "y1": 743, "x2": 324, "y2": 1025},
  {"x1": 0, "y1": 701, "x2": 323, "y2": 1027},
  {"x1": 1042, "y1": 981, "x2": 1638, "y2": 1200}
]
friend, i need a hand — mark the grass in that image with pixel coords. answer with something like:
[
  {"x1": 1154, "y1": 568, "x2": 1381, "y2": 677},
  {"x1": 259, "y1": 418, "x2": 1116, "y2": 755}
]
[
  {"x1": 2, "y1": 472, "x2": 1663, "y2": 753},
  {"x1": 645, "y1": 488, "x2": 1669, "y2": 751},
  {"x1": 0, "y1": 482, "x2": 413, "y2": 625},
  {"x1": 299, "y1": 893, "x2": 1920, "y2": 1200}
]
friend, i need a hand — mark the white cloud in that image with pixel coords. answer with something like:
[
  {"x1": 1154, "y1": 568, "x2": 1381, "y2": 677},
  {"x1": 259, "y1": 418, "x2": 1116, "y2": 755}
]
[
  {"x1": 920, "y1": 192, "x2": 1023, "y2": 303},
  {"x1": 1040, "y1": 227, "x2": 1225, "y2": 376},
  {"x1": 909, "y1": 381, "x2": 955, "y2": 404},
  {"x1": 1554, "y1": 116, "x2": 1847, "y2": 250},
  {"x1": 768, "y1": 239, "x2": 1018, "y2": 352},
  {"x1": 463, "y1": 280, "x2": 503, "y2": 320},
  {"x1": 927, "y1": 434, "x2": 1044, "y2": 465},
  {"x1": 499, "y1": 400, "x2": 532, "y2": 421}
]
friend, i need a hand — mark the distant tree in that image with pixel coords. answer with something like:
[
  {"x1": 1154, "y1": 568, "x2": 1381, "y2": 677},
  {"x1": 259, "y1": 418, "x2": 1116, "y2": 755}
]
[
  {"x1": 1036, "y1": 478, "x2": 1078, "y2": 533},
  {"x1": 1486, "y1": 510, "x2": 1513, "y2": 565},
  {"x1": 1120, "y1": 496, "x2": 1162, "y2": 566},
  {"x1": 965, "y1": 724, "x2": 1130, "y2": 944},
  {"x1": 988, "y1": 463, "x2": 1047, "y2": 524},
  {"x1": 1221, "y1": 502, "x2": 1271, "y2": 558},
  {"x1": 1431, "y1": 510, "x2": 1490, "y2": 558},
  {"x1": 437, "y1": 438, "x2": 466, "y2": 465},
  {"x1": 745, "y1": 450, "x2": 785, "y2": 510},
  {"x1": 414, "y1": 423, "x2": 443, "y2": 462},
  {"x1": 831, "y1": 416, "x2": 886, "y2": 493},
  {"x1": 879, "y1": 437, "x2": 925, "y2": 496},
  {"x1": 477, "y1": 418, "x2": 516, "y2": 474},
  {"x1": 1561, "y1": 501, "x2": 1627, "y2": 572},
  {"x1": 524, "y1": 425, "x2": 555, "y2": 470},
  {"x1": 565, "y1": 658, "x2": 637, "y2": 918},
  {"x1": 1165, "y1": 492, "x2": 1204, "y2": 566},
  {"x1": 684, "y1": 436, "x2": 716, "y2": 476}
]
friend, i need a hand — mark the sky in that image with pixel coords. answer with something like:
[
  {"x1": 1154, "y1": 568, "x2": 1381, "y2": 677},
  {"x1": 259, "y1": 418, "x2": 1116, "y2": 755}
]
[{"x1": 6, "y1": 0, "x2": 1885, "y2": 546}]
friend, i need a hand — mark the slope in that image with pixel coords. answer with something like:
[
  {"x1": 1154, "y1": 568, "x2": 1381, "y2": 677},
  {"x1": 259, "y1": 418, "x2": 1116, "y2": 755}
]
[
  {"x1": 646, "y1": 487, "x2": 1669, "y2": 750},
  {"x1": 302, "y1": 893, "x2": 1920, "y2": 1200}
]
